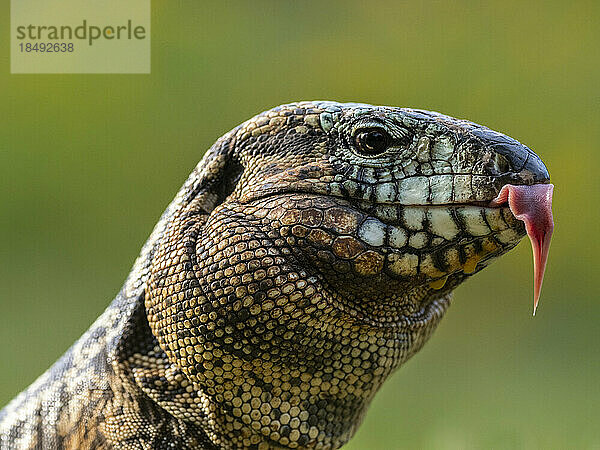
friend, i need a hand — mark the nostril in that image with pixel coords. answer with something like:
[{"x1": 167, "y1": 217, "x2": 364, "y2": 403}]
[{"x1": 493, "y1": 153, "x2": 511, "y2": 174}]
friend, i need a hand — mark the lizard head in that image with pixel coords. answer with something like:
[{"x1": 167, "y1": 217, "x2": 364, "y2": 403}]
[
  {"x1": 146, "y1": 101, "x2": 551, "y2": 448},
  {"x1": 230, "y1": 101, "x2": 550, "y2": 312}
]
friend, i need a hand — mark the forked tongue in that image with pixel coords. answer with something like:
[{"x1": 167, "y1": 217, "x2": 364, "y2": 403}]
[{"x1": 491, "y1": 184, "x2": 554, "y2": 315}]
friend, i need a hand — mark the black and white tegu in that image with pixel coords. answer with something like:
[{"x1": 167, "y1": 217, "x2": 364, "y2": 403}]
[{"x1": 0, "y1": 101, "x2": 554, "y2": 449}]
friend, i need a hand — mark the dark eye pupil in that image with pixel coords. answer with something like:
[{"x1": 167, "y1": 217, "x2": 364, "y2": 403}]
[
  {"x1": 356, "y1": 130, "x2": 389, "y2": 154},
  {"x1": 365, "y1": 131, "x2": 384, "y2": 149}
]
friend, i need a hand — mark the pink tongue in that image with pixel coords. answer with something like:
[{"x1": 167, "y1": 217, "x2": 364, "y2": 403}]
[{"x1": 491, "y1": 184, "x2": 554, "y2": 315}]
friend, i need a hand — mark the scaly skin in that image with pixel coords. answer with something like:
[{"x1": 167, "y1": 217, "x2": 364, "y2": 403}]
[{"x1": 0, "y1": 101, "x2": 550, "y2": 449}]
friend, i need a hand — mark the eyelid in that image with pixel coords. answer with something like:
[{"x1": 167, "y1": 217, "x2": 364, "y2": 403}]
[{"x1": 351, "y1": 121, "x2": 387, "y2": 137}]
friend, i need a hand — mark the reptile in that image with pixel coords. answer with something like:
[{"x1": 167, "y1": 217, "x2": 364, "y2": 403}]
[{"x1": 0, "y1": 101, "x2": 554, "y2": 449}]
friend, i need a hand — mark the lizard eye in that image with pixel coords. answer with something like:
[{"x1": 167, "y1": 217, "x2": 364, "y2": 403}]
[{"x1": 354, "y1": 128, "x2": 391, "y2": 155}]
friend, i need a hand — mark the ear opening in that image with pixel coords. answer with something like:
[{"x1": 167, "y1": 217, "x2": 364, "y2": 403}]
[
  {"x1": 214, "y1": 156, "x2": 244, "y2": 207},
  {"x1": 183, "y1": 136, "x2": 243, "y2": 215}
]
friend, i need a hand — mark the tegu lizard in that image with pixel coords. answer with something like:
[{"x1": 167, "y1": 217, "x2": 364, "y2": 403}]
[{"x1": 0, "y1": 101, "x2": 554, "y2": 449}]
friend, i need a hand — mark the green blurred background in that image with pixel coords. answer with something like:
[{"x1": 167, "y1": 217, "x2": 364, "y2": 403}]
[{"x1": 1, "y1": 1, "x2": 598, "y2": 448}]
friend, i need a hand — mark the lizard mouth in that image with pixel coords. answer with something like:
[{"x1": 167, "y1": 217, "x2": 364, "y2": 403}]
[
  {"x1": 357, "y1": 182, "x2": 555, "y2": 314},
  {"x1": 241, "y1": 179, "x2": 554, "y2": 314}
]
